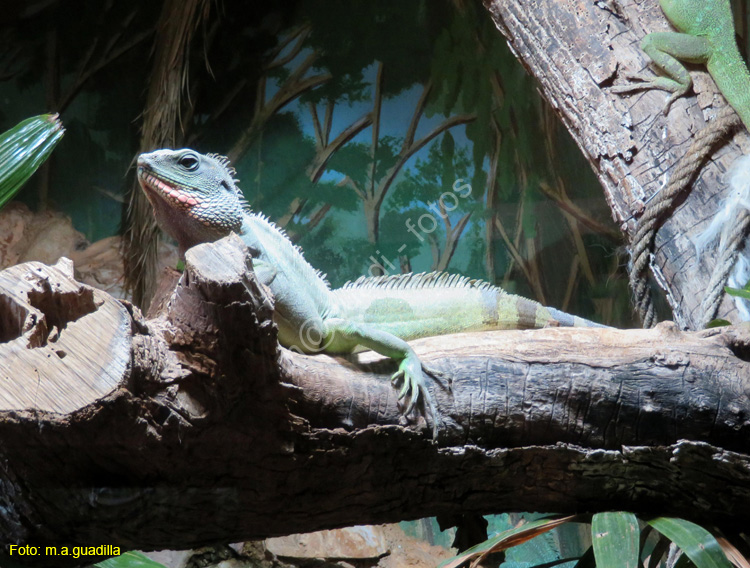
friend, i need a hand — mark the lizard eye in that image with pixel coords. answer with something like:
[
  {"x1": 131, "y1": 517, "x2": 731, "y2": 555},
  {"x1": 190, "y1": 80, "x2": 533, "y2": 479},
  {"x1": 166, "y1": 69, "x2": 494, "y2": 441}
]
[{"x1": 178, "y1": 153, "x2": 200, "y2": 171}]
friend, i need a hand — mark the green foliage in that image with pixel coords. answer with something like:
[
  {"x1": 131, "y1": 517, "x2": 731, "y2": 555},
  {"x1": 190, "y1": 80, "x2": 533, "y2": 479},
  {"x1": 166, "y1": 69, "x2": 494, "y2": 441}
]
[
  {"x1": 0, "y1": 114, "x2": 65, "y2": 209},
  {"x1": 440, "y1": 514, "x2": 740, "y2": 568},
  {"x1": 591, "y1": 512, "x2": 639, "y2": 568},
  {"x1": 94, "y1": 551, "x2": 167, "y2": 568},
  {"x1": 1, "y1": 0, "x2": 626, "y2": 323},
  {"x1": 725, "y1": 280, "x2": 750, "y2": 300},
  {"x1": 234, "y1": 112, "x2": 318, "y2": 218},
  {"x1": 488, "y1": 513, "x2": 587, "y2": 567},
  {"x1": 395, "y1": 139, "x2": 473, "y2": 205},
  {"x1": 719, "y1": 277, "x2": 750, "y2": 324},
  {"x1": 296, "y1": 0, "x2": 434, "y2": 100},
  {"x1": 648, "y1": 518, "x2": 732, "y2": 568},
  {"x1": 706, "y1": 318, "x2": 733, "y2": 328},
  {"x1": 439, "y1": 515, "x2": 575, "y2": 568},
  {"x1": 298, "y1": 215, "x2": 371, "y2": 286}
]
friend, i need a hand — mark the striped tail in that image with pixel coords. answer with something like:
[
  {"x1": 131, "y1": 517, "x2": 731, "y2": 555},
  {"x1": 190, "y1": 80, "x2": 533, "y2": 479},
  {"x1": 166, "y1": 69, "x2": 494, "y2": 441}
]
[
  {"x1": 545, "y1": 306, "x2": 609, "y2": 328},
  {"x1": 332, "y1": 272, "x2": 608, "y2": 342}
]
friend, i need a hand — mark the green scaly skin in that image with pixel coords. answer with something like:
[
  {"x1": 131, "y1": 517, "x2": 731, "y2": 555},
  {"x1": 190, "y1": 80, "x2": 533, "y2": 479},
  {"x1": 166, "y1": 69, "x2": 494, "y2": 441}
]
[
  {"x1": 612, "y1": 0, "x2": 750, "y2": 131},
  {"x1": 137, "y1": 149, "x2": 608, "y2": 436}
]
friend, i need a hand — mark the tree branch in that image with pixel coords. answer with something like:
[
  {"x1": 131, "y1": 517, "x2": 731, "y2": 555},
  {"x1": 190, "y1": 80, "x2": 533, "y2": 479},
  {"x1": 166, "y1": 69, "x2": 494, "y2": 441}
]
[
  {"x1": 377, "y1": 113, "x2": 476, "y2": 204},
  {"x1": 306, "y1": 112, "x2": 373, "y2": 183},
  {"x1": 494, "y1": 214, "x2": 547, "y2": 303},
  {"x1": 59, "y1": 26, "x2": 155, "y2": 112},
  {"x1": 265, "y1": 25, "x2": 311, "y2": 70},
  {"x1": 369, "y1": 62, "x2": 384, "y2": 200},
  {"x1": 227, "y1": 51, "x2": 332, "y2": 163},
  {"x1": 481, "y1": 0, "x2": 750, "y2": 328},
  {"x1": 1, "y1": 236, "x2": 749, "y2": 566},
  {"x1": 402, "y1": 80, "x2": 432, "y2": 152},
  {"x1": 309, "y1": 101, "x2": 323, "y2": 147}
]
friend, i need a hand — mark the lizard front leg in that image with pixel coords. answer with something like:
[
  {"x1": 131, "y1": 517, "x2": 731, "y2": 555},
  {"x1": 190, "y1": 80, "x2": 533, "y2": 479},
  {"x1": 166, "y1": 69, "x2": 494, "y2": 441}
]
[
  {"x1": 322, "y1": 317, "x2": 439, "y2": 435},
  {"x1": 611, "y1": 32, "x2": 710, "y2": 113}
]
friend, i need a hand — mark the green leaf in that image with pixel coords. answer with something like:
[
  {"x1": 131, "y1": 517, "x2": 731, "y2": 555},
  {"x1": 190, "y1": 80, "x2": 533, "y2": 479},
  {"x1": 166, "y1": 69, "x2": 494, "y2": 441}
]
[
  {"x1": 725, "y1": 286, "x2": 750, "y2": 300},
  {"x1": 648, "y1": 518, "x2": 732, "y2": 568},
  {"x1": 94, "y1": 551, "x2": 168, "y2": 568},
  {"x1": 439, "y1": 515, "x2": 576, "y2": 568},
  {"x1": 591, "y1": 512, "x2": 639, "y2": 568},
  {"x1": 706, "y1": 319, "x2": 732, "y2": 328},
  {"x1": 0, "y1": 114, "x2": 65, "y2": 209}
]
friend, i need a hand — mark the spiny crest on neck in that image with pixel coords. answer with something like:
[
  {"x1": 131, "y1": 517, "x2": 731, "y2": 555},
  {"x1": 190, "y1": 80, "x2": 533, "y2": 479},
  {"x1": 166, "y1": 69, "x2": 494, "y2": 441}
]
[
  {"x1": 205, "y1": 152, "x2": 251, "y2": 211},
  {"x1": 206, "y1": 152, "x2": 238, "y2": 180},
  {"x1": 248, "y1": 211, "x2": 331, "y2": 288},
  {"x1": 342, "y1": 271, "x2": 502, "y2": 293},
  {"x1": 205, "y1": 151, "x2": 330, "y2": 288}
]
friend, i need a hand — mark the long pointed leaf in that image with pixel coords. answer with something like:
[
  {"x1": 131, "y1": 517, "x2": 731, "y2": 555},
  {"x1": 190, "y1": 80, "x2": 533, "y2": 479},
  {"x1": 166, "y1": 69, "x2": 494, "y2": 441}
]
[
  {"x1": 0, "y1": 114, "x2": 65, "y2": 209},
  {"x1": 591, "y1": 512, "x2": 639, "y2": 568},
  {"x1": 439, "y1": 515, "x2": 576, "y2": 568},
  {"x1": 725, "y1": 286, "x2": 750, "y2": 300},
  {"x1": 648, "y1": 518, "x2": 732, "y2": 568},
  {"x1": 715, "y1": 537, "x2": 750, "y2": 568}
]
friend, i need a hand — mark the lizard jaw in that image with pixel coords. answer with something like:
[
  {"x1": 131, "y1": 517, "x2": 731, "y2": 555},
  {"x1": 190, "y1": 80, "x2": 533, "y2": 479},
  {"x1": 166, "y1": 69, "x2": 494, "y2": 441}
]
[{"x1": 137, "y1": 167, "x2": 203, "y2": 211}]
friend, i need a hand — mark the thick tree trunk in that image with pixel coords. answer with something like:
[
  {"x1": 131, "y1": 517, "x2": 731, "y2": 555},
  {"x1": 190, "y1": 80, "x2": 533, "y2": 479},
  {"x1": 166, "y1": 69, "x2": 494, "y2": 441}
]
[
  {"x1": 0, "y1": 235, "x2": 749, "y2": 566},
  {"x1": 482, "y1": 0, "x2": 750, "y2": 329}
]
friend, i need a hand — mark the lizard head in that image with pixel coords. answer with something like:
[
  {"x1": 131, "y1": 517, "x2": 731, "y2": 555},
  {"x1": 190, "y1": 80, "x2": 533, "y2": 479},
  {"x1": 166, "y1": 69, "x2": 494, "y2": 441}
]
[{"x1": 137, "y1": 149, "x2": 246, "y2": 256}]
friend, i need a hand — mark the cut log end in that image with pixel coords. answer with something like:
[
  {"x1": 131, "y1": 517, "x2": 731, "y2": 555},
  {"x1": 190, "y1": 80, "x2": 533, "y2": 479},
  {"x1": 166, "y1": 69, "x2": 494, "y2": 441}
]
[{"x1": 0, "y1": 257, "x2": 131, "y2": 414}]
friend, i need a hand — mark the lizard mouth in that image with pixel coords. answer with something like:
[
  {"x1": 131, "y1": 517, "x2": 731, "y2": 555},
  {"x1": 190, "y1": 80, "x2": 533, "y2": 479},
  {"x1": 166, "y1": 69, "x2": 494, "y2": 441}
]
[{"x1": 137, "y1": 166, "x2": 203, "y2": 210}]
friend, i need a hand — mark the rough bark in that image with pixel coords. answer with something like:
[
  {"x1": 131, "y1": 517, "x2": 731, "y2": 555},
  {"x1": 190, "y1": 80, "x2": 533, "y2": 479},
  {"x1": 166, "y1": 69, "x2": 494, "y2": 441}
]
[
  {"x1": 482, "y1": 0, "x2": 750, "y2": 329},
  {"x1": 122, "y1": 0, "x2": 210, "y2": 311},
  {"x1": 0, "y1": 235, "x2": 749, "y2": 566}
]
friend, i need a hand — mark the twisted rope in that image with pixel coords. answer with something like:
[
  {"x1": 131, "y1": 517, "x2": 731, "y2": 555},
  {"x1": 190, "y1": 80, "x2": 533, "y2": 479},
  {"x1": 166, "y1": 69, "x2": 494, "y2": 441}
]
[
  {"x1": 628, "y1": 105, "x2": 742, "y2": 327},
  {"x1": 700, "y1": 209, "x2": 750, "y2": 326}
]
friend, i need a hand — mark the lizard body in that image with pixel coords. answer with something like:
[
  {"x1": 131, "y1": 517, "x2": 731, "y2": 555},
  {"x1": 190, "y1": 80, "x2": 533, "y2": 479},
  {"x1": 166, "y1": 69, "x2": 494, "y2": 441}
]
[
  {"x1": 137, "y1": 148, "x2": 607, "y2": 433},
  {"x1": 613, "y1": 0, "x2": 750, "y2": 130}
]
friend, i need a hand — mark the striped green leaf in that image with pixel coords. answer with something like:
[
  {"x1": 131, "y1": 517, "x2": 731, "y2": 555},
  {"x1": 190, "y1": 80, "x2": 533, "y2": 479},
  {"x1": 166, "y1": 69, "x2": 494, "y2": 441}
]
[
  {"x1": 0, "y1": 114, "x2": 65, "y2": 209},
  {"x1": 94, "y1": 551, "x2": 167, "y2": 568},
  {"x1": 591, "y1": 512, "x2": 639, "y2": 568},
  {"x1": 648, "y1": 518, "x2": 732, "y2": 568},
  {"x1": 439, "y1": 515, "x2": 576, "y2": 568}
]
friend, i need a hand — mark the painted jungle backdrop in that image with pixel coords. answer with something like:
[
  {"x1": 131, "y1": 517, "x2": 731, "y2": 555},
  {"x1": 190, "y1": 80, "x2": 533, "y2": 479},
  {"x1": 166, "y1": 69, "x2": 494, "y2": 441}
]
[
  {"x1": 0, "y1": 0, "x2": 638, "y2": 326},
  {"x1": 3, "y1": 0, "x2": 750, "y2": 566}
]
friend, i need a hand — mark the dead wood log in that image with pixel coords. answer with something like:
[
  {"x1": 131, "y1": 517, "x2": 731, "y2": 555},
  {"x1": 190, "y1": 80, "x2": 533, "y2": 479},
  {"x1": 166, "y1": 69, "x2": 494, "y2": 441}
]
[
  {"x1": 481, "y1": 0, "x2": 750, "y2": 328},
  {"x1": 0, "y1": 235, "x2": 749, "y2": 566}
]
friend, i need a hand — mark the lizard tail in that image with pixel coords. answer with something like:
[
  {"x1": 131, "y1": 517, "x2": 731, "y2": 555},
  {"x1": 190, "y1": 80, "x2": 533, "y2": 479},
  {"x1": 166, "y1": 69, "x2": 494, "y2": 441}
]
[
  {"x1": 499, "y1": 292, "x2": 607, "y2": 329},
  {"x1": 545, "y1": 306, "x2": 609, "y2": 328}
]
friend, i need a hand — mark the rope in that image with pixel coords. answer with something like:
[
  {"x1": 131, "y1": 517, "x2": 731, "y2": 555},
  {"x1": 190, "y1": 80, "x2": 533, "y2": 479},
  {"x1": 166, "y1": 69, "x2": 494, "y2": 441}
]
[
  {"x1": 700, "y1": 209, "x2": 750, "y2": 326},
  {"x1": 628, "y1": 105, "x2": 742, "y2": 328}
]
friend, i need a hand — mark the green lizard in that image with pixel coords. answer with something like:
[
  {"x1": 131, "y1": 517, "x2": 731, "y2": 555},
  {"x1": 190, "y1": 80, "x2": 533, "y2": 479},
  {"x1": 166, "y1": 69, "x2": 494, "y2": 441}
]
[
  {"x1": 137, "y1": 149, "x2": 607, "y2": 434},
  {"x1": 612, "y1": 0, "x2": 750, "y2": 130}
]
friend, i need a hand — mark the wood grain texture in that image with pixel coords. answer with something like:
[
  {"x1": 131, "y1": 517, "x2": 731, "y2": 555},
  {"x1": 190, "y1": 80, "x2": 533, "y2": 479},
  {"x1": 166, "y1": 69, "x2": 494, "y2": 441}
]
[
  {"x1": 0, "y1": 236, "x2": 748, "y2": 565},
  {"x1": 0, "y1": 257, "x2": 130, "y2": 413},
  {"x1": 483, "y1": 0, "x2": 750, "y2": 328}
]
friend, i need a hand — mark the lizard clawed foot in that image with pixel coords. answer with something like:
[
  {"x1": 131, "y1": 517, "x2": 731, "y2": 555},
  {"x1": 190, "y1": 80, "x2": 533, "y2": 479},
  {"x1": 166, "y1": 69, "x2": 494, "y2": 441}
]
[
  {"x1": 661, "y1": 88, "x2": 689, "y2": 115},
  {"x1": 610, "y1": 72, "x2": 662, "y2": 94},
  {"x1": 422, "y1": 364, "x2": 452, "y2": 393},
  {"x1": 391, "y1": 354, "x2": 439, "y2": 438},
  {"x1": 610, "y1": 73, "x2": 690, "y2": 115}
]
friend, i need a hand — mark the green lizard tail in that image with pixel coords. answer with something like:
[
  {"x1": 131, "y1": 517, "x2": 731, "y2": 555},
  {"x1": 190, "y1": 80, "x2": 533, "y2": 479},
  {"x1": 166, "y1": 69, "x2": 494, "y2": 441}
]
[{"x1": 331, "y1": 272, "x2": 607, "y2": 342}]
